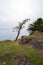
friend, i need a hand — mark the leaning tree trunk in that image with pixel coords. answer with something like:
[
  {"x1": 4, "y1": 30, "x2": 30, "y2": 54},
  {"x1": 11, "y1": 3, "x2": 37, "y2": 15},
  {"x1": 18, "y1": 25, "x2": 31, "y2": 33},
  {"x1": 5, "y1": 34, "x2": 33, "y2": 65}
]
[{"x1": 15, "y1": 29, "x2": 20, "y2": 41}]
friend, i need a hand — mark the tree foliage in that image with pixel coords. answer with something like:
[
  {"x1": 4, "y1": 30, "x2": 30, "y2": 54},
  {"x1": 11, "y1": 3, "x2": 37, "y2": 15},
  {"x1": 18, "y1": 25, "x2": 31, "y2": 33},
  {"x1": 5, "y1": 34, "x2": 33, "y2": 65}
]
[
  {"x1": 13, "y1": 19, "x2": 30, "y2": 41},
  {"x1": 27, "y1": 18, "x2": 43, "y2": 34}
]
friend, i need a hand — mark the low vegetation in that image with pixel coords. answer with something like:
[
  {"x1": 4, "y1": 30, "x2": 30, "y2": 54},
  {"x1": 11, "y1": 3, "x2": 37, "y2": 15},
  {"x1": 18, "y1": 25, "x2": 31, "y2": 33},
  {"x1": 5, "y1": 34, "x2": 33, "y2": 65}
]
[{"x1": 0, "y1": 41, "x2": 43, "y2": 65}]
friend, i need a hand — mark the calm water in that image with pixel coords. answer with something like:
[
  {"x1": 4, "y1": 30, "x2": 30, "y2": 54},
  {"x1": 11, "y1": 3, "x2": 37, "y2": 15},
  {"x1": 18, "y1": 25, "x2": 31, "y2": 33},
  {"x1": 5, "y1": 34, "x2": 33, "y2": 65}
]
[
  {"x1": 0, "y1": 29, "x2": 16, "y2": 41},
  {"x1": 0, "y1": 21, "x2": 29, "y2": 41},
  {"x1": 0, "y1": 29, "x2": 29, "y2": 41}
]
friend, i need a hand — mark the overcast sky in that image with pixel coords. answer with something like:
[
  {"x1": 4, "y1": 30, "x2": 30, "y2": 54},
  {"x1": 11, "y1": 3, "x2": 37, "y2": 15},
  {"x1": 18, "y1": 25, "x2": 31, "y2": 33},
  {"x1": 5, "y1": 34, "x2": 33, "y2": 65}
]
[
  {"x1": 0, "y1": 0, "x2": 43, "y2": 25},
  {"x1": 0, "y1": 0, "x2": 43, "y2": 40}
]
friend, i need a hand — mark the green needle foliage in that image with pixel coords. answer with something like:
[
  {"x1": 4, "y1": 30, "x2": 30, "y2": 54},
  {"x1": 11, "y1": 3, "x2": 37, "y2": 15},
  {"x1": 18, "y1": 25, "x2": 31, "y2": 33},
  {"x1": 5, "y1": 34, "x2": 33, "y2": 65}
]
[{"x1": 27, "y1": 18, "x2": 43, "y2": 34}]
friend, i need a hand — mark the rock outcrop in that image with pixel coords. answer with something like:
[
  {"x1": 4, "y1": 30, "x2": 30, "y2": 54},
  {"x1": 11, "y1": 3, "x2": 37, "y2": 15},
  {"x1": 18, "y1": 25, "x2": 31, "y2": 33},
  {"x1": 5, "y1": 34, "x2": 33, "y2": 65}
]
[
  {"x1": 13, "y1": 55, "x2": 32, "y2": 65},
  {"x1": 32, "y1": 31, "x2": 43, "y2": 36},
  {"x1": 30, "y1": 39, "x2": 43, "y2": 49},
  {"x1": 18, "y1": 31, "x2": 43, "y2": 49}
]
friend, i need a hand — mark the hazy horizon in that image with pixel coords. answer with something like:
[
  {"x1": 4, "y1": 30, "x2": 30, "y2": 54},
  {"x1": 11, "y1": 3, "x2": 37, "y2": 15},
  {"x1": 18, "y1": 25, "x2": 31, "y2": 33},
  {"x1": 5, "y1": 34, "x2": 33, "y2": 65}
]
[{"x1": 0, "y1": 0, "x2": 43, "y2": 40}]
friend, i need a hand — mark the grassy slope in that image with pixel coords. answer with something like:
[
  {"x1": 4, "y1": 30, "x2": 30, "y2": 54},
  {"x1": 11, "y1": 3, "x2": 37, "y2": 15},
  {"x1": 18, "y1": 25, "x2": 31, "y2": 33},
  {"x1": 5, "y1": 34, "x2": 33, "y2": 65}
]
[{"x1": 0, "y1": 41, "x2": 43, "y2": 65}]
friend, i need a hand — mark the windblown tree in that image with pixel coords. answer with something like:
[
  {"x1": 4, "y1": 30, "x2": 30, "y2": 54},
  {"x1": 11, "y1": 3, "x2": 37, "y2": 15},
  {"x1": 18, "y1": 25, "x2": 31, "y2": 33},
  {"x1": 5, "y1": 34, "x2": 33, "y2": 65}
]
[
  {"x1": 27, "y1": 18, "x2": 43, "y2": 34},
  {"x1": 13, "y1": 19, "x2": 30, "y2": 41}
]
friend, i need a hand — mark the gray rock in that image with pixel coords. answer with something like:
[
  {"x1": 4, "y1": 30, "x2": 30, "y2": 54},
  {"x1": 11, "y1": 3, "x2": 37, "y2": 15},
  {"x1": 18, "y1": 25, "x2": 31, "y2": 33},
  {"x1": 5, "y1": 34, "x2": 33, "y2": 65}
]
[
  {"x1": 19, "y1": 35, "x2": 43, "y2": 49},
  {"x1": 30, "y1": 39, "x2": 43, "y2": 49},
  {"x1": 13, "y1": 55, "x2": 31, "y2": 65},
  {"x1": 19, "y1": 36, "x2": 32, "y2": 44}
]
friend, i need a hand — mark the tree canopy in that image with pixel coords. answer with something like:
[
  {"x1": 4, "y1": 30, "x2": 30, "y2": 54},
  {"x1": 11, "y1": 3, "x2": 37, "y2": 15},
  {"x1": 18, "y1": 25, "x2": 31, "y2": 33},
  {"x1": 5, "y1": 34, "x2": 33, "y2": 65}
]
[{"x1": 27, "y1": 18, "x2": 43, "y2": 34}]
